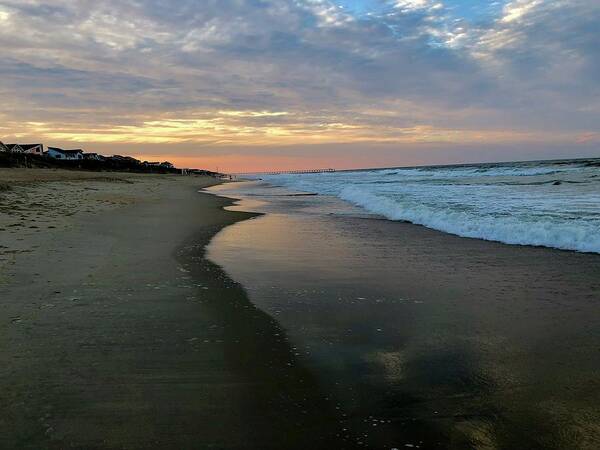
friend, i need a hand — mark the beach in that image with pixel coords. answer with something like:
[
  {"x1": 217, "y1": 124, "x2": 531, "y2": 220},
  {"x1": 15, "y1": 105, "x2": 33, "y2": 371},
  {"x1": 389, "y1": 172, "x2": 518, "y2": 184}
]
[
  {"x1": 2, "y1": 0, "x2": 597, "y2": 447},
  {"x1": 0, "y1": 170, "x2": 343, "y2": 449},
  {"x1": 208, "y1": 180, "x2": 600, "y2": 449},
  {"x1": 1, "y1": 169, "x2": 599, "y2": 449}
]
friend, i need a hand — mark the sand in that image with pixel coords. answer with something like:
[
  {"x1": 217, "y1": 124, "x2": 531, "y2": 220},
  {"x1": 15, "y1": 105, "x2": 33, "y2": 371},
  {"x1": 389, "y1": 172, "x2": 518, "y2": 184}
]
[
  {"x1": 3, "y1": 169, "x2": 599, "y2": 449},
  {"x1": 0, "y1": 170, "x2": 342, "y2": 449}
]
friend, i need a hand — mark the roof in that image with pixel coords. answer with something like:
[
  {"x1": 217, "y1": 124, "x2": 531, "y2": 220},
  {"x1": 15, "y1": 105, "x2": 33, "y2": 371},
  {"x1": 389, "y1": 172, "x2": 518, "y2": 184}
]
[
  {"x1": 19, "y1": 144, "x2": 43, "y2": 150},
  {"x1": 48, "y1": 147, "x2": 83, "y2": 154}
]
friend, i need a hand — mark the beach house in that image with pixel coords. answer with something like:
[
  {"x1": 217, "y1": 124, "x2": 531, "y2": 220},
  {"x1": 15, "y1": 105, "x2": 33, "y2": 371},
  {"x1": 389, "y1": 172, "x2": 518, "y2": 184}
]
[
  {"x1": 0, "y1": 141, "x2": 8, "y2": 152},
  {"x1": 47, "y1": 147, "x2": 84, "y2": 160},
  {"x1": 6, "y1": 144, "x2": 24, "y2": 153},
  {"x1": 18, "y1": 144, "x2": 44, "y2": 155}
]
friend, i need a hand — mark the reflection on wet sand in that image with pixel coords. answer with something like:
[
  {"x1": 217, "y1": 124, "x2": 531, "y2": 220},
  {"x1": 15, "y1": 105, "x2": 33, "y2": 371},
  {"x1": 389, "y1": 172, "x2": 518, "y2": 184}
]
[
  {"x1": 178, "y1": 227, "x2": 354, "y2": 449},
  {"x1": 207, "y1": 182, "x2": 600, "y2": 449}
]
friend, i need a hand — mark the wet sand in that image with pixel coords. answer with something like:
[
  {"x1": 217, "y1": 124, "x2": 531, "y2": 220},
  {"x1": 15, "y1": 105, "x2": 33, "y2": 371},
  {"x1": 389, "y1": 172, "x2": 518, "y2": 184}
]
[
  {"x1": 0, "y1": 170, "x2": 344, "y2": 449},
  {"x1": 207, "y1": 182, "x2": 600, "y2": 449},
  {"x1": 2, "y1": 170, "x2": 599, "y2": 449}
]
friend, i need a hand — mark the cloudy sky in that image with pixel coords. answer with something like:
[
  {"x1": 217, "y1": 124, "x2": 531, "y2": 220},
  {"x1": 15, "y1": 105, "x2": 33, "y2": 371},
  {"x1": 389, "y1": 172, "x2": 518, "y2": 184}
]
[{"x1": 0, "y1": 0, "x2": 598, "y2": 171}]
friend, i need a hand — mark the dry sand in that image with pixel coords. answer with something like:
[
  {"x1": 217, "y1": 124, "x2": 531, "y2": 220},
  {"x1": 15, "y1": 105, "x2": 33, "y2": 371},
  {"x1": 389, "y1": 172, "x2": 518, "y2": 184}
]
[
  {"x1": 0, "y1": 169, "x2": 342, "y2": 449},
  {"x1": 0, "y1": 170, "x2": 178, "y2": 277}
]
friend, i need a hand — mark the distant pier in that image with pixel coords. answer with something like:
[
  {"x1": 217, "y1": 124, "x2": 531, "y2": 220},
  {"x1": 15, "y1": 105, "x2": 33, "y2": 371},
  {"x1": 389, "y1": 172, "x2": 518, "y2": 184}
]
[{"x1": 233, "y1": 168, "x2": 336, "y2": 176}]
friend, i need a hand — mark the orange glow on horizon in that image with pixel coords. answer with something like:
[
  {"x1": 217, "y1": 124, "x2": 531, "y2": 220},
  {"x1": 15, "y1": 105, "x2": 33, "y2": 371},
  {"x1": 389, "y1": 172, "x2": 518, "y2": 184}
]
[
  {"x1": 128, "y1": 150, "x2": 472, "y2": 174},
  {"x1": 2, "y1": 112, "x2": 596, "y2": 173},
  {"x1": 130, "y1": 153, "x2": 354, "y2": 173}
]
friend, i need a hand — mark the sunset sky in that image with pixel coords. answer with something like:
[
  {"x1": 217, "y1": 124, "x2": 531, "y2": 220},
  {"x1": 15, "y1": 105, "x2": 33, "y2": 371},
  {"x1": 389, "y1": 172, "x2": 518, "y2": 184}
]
[{"x1": 0, "y1": 0, "x2": 598, "y2": 172}]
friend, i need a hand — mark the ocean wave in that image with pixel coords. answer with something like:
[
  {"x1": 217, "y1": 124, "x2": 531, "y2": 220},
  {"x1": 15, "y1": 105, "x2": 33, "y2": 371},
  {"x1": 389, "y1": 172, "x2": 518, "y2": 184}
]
[
  {"x1": 262, "y1": 159, "x2": 600, "y2": 254},
  {"x1": 338, "y1": 186, "x2": 600, "y2": 254},
  {"x1": 393, "y1": 166, "x2": 573, "y2": 178}
]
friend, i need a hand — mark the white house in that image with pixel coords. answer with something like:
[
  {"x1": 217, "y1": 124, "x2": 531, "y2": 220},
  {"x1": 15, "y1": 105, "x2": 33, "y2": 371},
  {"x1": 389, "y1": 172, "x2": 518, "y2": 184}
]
[
  {"x1": 19, "y1": 144, "x2": 44, "y2": 155},
  {"x1": 6, "y1": 144, "x2": 24, "y2": 153},
  {"x1": 0, "y1": 141, "x2": 8, "y2": 152},
  {"x1": 47, "y1": 147, "x2": 84, "y2": 160}
]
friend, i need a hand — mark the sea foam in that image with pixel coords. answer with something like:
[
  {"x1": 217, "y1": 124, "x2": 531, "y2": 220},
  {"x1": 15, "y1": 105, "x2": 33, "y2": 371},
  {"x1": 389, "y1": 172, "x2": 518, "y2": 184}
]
[{"x1": 261, "y1": 159, "x2": 600, "y2": 254}]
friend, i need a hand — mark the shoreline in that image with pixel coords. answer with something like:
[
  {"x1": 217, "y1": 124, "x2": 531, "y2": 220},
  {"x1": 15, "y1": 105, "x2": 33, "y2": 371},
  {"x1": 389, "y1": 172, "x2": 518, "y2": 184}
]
[
  {"x1": 252, "y1": 157, "x2": 600, "y2": 255},
  {"x1": 212, "y1": 179, "x2": 600, "y2": 256},
  {"x1": 3, "y1": 170, "x2": 598, "y2": 448},
  {"x1": 0, "y1": 170, "x2": 346, "y2": 449},
  {"x1": 206, "y1": 180, "x2": 600, "y2": 449}
]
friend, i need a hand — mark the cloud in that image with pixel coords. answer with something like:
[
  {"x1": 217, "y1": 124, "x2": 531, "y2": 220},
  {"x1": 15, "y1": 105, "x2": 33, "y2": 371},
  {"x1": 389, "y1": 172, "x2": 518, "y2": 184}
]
[
  {"x1": 470, "y1": 0, "x2": 600, "y2": 128},
  {"x1": 0, "y1": 0, "x2": 597, "y2": 168}
]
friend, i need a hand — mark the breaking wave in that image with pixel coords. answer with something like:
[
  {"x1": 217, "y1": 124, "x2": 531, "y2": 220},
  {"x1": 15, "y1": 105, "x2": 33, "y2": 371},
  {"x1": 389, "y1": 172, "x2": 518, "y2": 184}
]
[{"x1": 261, "y1": 159, "x2": 600, "y2": 254}]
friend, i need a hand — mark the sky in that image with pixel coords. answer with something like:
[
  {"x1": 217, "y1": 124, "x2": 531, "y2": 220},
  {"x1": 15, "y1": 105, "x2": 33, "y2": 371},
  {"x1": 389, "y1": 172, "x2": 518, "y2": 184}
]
[{"x1": 0, "y1": 0, "x2": 598, "y2": 172}]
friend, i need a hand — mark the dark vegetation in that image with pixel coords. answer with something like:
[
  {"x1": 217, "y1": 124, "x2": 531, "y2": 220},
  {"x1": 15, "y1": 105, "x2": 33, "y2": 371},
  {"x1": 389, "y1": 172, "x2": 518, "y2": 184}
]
[{"x1": 0, "y1": 152, "x2": 218, "y2": 176}]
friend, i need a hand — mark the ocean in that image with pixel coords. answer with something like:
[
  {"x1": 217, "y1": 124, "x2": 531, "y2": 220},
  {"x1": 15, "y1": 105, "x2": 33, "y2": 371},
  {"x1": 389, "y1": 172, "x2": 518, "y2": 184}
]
[{"x1": 257, "y1": 158, "x2": 600, "y2": 254}]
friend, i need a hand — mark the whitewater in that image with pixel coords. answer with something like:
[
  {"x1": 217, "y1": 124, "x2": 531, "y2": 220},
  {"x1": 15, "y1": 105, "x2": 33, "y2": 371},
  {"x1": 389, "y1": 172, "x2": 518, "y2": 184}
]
[{"x1": 260, "y1": 158, "x2": 600, "y2": 254}]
